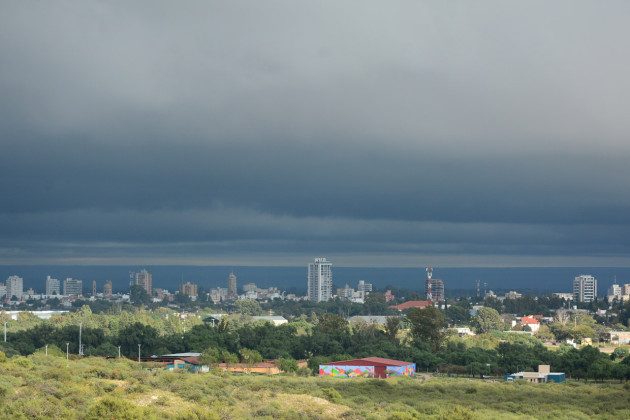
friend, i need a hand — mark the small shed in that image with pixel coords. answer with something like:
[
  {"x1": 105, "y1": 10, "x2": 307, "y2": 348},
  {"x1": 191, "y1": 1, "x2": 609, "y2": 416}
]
[{"x1": 319, "y1": 357, "x2": 415, "y2": 379}]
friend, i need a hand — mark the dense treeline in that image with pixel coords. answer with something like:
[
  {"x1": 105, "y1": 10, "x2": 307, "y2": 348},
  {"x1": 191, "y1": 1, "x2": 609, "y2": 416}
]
[{"x1": 2, "y1": 308, "x2": 630, "y2": 382}]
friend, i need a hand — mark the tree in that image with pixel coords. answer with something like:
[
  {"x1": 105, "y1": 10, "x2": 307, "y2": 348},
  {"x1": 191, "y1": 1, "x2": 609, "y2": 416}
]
[
  {"x1": 446, "y1": 305, "x2": 470, "y2": 324},
  {"x1": 406, "y1": 306, "x2": 446, "y2": 351},
  {"x1": 129, "y1": 285, "x2": 151, "y2": 306},
  {"x1": 199, "y1": 346, "x2": 222, "y2": 365},
  {"x1": 239, "y1": 348, "x2": 263, "y2": 367},
  {"x1": 234, "y1": 299, "x2": 263, "y2": 316},
  {"x1": 384, "y1": 317, "x2": 400, "y2": 341},
  {"x1": 471, "y1": 307, "x2": 503, "y2": 334},
  {"x1": 221, "y1": 350, "x2": 239, "y2": 366},
  {"x1": 277, "y1": 357, "x2": 299, "y2": 373}
]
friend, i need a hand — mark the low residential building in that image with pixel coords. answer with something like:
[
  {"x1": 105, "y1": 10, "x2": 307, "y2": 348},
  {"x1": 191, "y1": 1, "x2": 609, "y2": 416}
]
[
  {"x1": 505, "y1": 365, "x2": 565, "y2": 383},
  {"x1": 520, "y1": 316, "x2": 541, "y2": 332},
  {"x1": 251, "y1": 315, "x2": 288, "y2": 326},
  {"x1": 552, "y1": 292, "x2": 574, "y2": 300},
  {"x1": 606, "y1": 331, "x2": 630, "y2": 345},
  {"x1": 452, "y1": 326, "x2": 475, "y2": 336}
]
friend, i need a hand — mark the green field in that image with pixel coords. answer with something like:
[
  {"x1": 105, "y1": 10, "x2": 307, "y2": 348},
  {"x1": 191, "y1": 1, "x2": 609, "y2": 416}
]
[{"x1": 0, "y1": 353, "x2": 628, "y2": 419}]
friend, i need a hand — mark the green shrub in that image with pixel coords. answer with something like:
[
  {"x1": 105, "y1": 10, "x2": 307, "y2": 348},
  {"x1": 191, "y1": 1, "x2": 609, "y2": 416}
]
[
  {"x1": 86, "y1": 396, "x2": 147, "y2": 419},
  {"x1": 322, "y1": 387, "x2": 342, "y2": 403}
]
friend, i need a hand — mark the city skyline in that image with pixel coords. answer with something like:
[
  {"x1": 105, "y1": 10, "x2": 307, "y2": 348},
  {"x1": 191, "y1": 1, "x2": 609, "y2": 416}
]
[{"x1": 2, "y1": 2, "x2": 630, "y2": 267}]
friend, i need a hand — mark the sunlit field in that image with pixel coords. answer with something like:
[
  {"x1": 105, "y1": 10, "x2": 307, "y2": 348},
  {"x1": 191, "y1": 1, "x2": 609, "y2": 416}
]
[{"x1": 1, "y1": 353, "x2": 628, "y2": 419}]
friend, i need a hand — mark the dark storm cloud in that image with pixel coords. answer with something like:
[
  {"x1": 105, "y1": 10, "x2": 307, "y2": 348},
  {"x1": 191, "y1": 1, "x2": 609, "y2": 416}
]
[{"x1": 1, "y1": 1, "x2": 630, "y2": 265}]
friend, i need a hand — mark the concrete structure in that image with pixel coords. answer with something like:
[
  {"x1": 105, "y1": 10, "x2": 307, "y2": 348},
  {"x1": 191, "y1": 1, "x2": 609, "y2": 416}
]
[
  {"x1": 307, "y1": 257, "x2": 333, "y2": 303},
  {"x1": 552, "y1": 292, "x2": 574, "y2": 300},
  {"x1": 252, "y1": 315, "x2": 288, "y2": 326},
  {"x1": 453, "y1": 327, "x2": 475, "y2": 336},
  {"x1": 243, "y1": 282, "x2": 256, "y2": 293},
  {"x1": 216, "y1": 361, "x2": 295, "y2": 375},
  {"x1": 63, "y1": 278, "x2": 83, "y2": 296},
  {"x1": 2, "y1": 310, "x2": 69, "y2": 320},
  {"x1": 319, "y1": 357, "x2": 415, "y2": 379},
  {"x1": 210, "y1": 287, "x2": 228, "y2": 304},
  {"x1": 337, "y1": 284, "x2": 354, "y2": 299},
  {"x1": 180, "y1": 282, "x2": 198, "y2": 298},
  {"x1": 132, "y1": 269, "x2": 152, "y2": 296},
  {"x1": 607, "y1": 284, "x2": 622, "y2": 301},
  {"x1": 607, "y1": 331, "x2": 630, "y2": 345},
  {"x1": 504, "y1": 291, "x2": 522, "y2": 300},
  {"x1": 389, "y1": 300, "x2": 432, "y2": 311},
  {"x1": 573, "y1": 275, "x2": 597, "y2": 302},
  {"x1": 6, "y1": 275, "x2": 24, "y2": 301},
  {"x1": 103, "y1": 280, "x2": 113, "y2": 298},
  {"x1": 142, "y1": 353, "x2": 208, "y2": 373},
  {"x1": 357, "y1": 280, "x2": 372, "y2": 293},
  {"x1": 227, "y1": 272, "x2": 238, "y2": 299},
  {"x1": 45, "y1": 276, "x2": 60, "y2": 296},
  {"x1": 424, "y1": 267, "x2": 445, "y2": 302},
  {"x1": 506, "y1": 365, "x2": 565, "y2": 383}
]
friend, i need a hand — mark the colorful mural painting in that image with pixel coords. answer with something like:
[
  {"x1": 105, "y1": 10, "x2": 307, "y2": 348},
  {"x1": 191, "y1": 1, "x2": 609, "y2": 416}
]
[
  {"x1": 385, "y1": 364, "x2": 416, "y2": 377},
  {"x1": 319, "y1": 365, "x2": 375, "y2": 378}
]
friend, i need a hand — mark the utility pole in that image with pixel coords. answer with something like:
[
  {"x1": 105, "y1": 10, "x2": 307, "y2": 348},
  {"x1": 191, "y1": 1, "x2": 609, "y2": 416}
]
[
  {"x1": 138, "y1": 344, "x2": 141, "y2": 363},
  {"x1": 45, "y1": 345, "x2": 48, "y2": 356},
  {"x1": 3, "y1": 321, "x2": 6, "y2": 342},
  {"x1": 66, "y1": 342, "x2": 69, "y2": 360},
  {"x1": 118, "y1": 346, "x2": 121, "y2": 358},
  {"x1": 78, "y1": 322, "x2": 83, "y2": 356}
]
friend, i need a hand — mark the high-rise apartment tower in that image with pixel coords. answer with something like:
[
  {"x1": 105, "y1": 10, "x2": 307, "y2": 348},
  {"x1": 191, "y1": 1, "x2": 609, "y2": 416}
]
[
  {"x1": 573, "y1": 275, "x2": 597, "y2": 302},
  {"x1": 307, "y1": 257, "x2": 333, "y2": 302}
]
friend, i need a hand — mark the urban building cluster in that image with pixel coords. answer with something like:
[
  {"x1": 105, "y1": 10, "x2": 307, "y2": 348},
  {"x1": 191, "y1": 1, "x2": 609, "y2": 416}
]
[{"x1": 551, "y1": 274, "x2": 630, "y2": 303}]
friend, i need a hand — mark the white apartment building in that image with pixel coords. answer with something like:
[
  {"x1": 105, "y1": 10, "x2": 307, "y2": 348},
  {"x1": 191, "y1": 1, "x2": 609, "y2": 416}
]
[
  {"x1": 45, "y1": 276, "x2": 61, "y2": 296},
  {"x1": 0, "y1": 283, "x2": 6, "y2": 299},
  {"x1": 63, "y1": 278, "x2": 83, "y2": 296},
  {"x1": 608, "y1": 284, "x2": 622, "y2": 301},
  {"x1": 337, "y1": 284, "x2": 354, "y2": 299},
  {"x1": 6, "y1": 275, "x2": 24, "y2": 301},
  {"x1": 573, "y1": 275, "x2": 597, "y2": 303},
  {"x1": 357, "y1": 280, "x2": 373, "y2": 293},
  {"x1": 307, "y1": 257, "x2": 333, "y2": 303}
]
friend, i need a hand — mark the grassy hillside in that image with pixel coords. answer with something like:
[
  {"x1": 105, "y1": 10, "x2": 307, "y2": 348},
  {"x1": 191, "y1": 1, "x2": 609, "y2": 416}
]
[{"x1": 0, "y1": 353, "x2": 628, "y2": 419}]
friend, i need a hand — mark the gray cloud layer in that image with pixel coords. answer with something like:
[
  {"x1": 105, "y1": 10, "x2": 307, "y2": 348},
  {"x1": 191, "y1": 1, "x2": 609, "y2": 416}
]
[{"x1": 1, "y1": 1, "x2": 630, "y2": 265}]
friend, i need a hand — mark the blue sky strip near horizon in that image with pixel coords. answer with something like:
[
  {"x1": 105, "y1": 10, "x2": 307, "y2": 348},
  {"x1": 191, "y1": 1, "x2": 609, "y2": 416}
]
[{"x1": 2, "y1": 2, "x2": 630, "y2": 268}]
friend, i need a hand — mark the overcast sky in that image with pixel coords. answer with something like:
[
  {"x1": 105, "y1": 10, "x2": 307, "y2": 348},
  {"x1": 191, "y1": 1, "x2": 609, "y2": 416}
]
[{"x1": 2, "y1": 1, "x2": 630, "y2": 267}]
